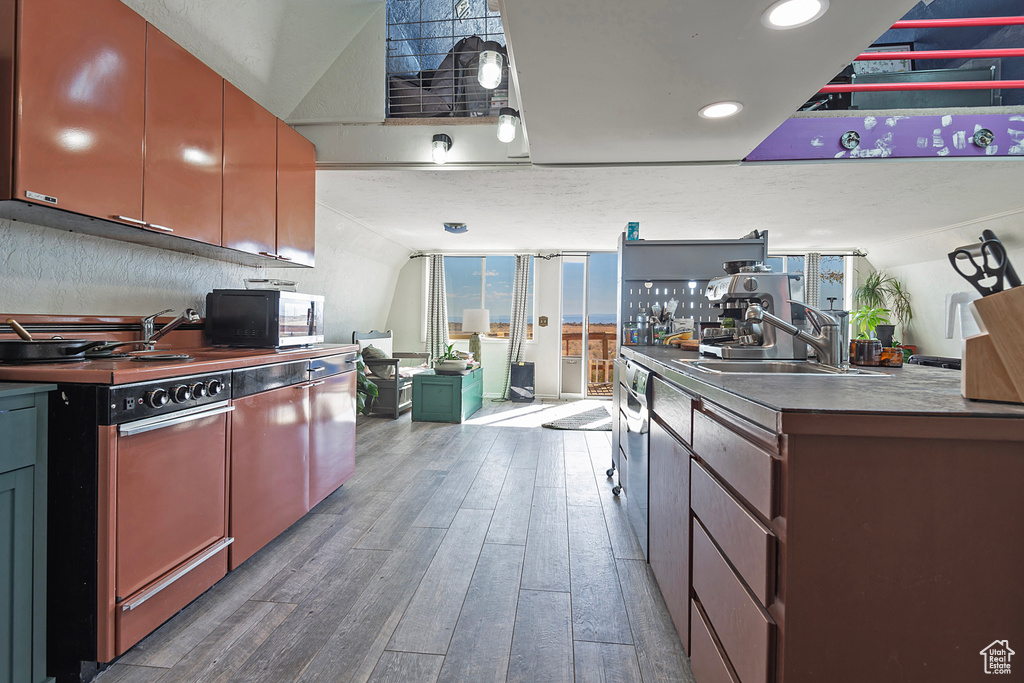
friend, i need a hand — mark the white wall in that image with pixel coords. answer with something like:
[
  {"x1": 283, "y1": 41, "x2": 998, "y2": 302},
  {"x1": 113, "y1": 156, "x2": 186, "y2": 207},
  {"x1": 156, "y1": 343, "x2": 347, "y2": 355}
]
[
  {"x1": 385, "y1": 254, "x2": 563, "y2": 398},
  {"x1": 0, "y1": 203, "x2": 410, "y2": 345},
  {"x1": 288, "y1": 5, "x2": 386, "y2": 124},
  {"x1": 863, "y1": 216, "x2": 1024, "y2": 358}
]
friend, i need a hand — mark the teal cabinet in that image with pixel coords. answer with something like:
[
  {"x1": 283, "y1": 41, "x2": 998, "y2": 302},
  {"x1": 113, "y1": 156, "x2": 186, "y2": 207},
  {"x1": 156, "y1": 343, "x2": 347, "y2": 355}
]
[
  {"x1": 0, "y1": 384, "x2": 54, "y2": 683},
  {"x1": 412, "y1": 368, "x2": 483, "y2": 423}
]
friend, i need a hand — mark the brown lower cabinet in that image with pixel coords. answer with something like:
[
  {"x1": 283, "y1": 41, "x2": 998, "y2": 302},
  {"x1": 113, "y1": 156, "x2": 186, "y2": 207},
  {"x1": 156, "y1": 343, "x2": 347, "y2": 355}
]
[
  {"x1": 645, "y1": 371, "x2": 1024, "y2": 683},
  {"x1": 229, "y1": 356, "x2": 356, "y2": 568},
  {"x1": 229, "y1": 381, "x2": 310, "y2": 568},
  {"x1": 648, "y1": 416, "x2": 690, "y2": 651}
]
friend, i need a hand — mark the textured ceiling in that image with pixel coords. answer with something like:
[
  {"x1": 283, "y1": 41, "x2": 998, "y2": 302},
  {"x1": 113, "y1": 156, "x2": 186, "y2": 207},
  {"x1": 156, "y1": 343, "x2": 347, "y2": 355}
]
[
  {"x1": 501, "y1": 0, "x2": 920, "y2": 163},
  {"x1": 317, "y1": 160, "x2": 1024, "y2": 256},
  {"x1": 121, "y1": 0, "x2": 381, "y2": 118}
]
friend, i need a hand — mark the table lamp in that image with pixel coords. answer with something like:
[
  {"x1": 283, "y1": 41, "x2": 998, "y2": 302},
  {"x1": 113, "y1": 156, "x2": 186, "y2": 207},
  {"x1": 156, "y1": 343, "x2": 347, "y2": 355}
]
[{"x1": 462, "y1": 309, "x2": 490, "y2": 365}]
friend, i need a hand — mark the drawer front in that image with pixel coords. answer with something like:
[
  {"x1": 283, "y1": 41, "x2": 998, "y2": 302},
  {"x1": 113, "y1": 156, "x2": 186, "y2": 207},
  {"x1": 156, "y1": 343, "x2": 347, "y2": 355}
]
[
  {"x1": 116, "y1": 546, "x2": 228, "y2": 655},
  {"x1": 0, "y1": 405, "x2": 37, "y2": 473},
  {"x1": 692, "y1": 411, "x2": 774, "y2": 519},
  {"x1": 308, "y1": 353, "x2": 357, "y2": 379},
  {"x1": 651, "y1": 376, "x2": 693, "y2": 445},
  {"x1": 690, "y1": 599, "x2": 741, "y2": 683},
  {"x1": 691, "y1": 459, "x2": 775, "y2": 606},
  {"x1": 692, "y1": 521, "x2": 774, "y2": 683}
]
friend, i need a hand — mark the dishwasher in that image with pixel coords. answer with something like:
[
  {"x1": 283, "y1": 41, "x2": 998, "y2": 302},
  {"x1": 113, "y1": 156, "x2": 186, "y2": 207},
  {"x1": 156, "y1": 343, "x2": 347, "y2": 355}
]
[{"x1": 617, "y1": 358, "x2": 651, "y2": 561}]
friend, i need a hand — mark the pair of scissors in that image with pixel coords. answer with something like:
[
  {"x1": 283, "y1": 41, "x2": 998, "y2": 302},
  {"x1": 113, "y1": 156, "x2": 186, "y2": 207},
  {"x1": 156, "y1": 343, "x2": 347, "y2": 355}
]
[{"x1": 948, "y1": 239, "x2": 1011, "y2": 297}]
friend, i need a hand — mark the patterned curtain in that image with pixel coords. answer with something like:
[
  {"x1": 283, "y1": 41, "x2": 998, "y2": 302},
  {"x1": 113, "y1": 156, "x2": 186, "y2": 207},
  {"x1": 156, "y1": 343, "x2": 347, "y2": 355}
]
[
  {"x1": 501, "y1": 254, "x2": 531, "y2": 399},
  {"x1": 425, "y1": 254, "x2": 449, "y2": 361},
  {"x1": 804, "y1": 252, "x2": 821, "y2": 309}
]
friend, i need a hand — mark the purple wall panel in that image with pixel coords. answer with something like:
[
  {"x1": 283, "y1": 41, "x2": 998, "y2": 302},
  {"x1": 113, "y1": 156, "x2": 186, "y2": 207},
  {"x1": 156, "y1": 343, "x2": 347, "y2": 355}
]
[{"x1": 745, "y1": 113, "x2": 1024, "y2": 161}]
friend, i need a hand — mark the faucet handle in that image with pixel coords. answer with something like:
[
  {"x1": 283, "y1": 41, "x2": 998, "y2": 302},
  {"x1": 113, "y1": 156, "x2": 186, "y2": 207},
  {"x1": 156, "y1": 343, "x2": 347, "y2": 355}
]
[
  {"x1": 787, "y1": 300, "x2": 838, "y2": 333},
  {"x1": 142, "y1": 308, "x2": 174, "y2": 324}
]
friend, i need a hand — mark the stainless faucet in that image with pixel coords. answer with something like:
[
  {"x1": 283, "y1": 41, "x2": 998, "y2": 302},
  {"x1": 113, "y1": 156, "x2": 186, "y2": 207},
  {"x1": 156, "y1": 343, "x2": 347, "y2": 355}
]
[
  {"x1": 745, "y1": 300, "x2": 844, "y2": 368},
  {"x1": 141, "y1": 308, "x2": 200, "y2": 347}
]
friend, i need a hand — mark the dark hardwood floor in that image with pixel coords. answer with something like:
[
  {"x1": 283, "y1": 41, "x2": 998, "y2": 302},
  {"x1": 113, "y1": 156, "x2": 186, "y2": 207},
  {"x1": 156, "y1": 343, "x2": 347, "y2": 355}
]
[{"x1": 99, "y1": 400, "x2": 694, "y2": 683}]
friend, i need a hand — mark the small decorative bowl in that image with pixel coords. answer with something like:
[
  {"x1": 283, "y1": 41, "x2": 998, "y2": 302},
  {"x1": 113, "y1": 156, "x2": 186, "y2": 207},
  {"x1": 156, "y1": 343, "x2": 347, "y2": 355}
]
[{"x1": 434, "y1": 359, "x2": 470, "y2": 373}]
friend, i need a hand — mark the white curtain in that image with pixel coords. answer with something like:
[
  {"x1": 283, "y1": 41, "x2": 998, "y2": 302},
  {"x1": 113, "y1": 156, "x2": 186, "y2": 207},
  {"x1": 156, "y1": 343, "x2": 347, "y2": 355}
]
[
  {"x1": 501, "y1": 254, "x2": 531, "y2": 399},
  {"x1": 805, "y1": 252, "x2": 821, "y2": 309},
  {"x1": 425, "y1": 254, "x2": 449, "y2": 361}
]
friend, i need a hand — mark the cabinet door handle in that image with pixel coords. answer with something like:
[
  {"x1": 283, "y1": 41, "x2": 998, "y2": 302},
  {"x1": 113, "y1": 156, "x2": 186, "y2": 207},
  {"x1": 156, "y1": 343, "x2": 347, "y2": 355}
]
[
  {"x1": 145, "y1": 223, "x2": 174, "y2": 233},
  {"x1": 259, "y1": 251, "x2": 282, "y2": 259},
  {"x1": 309, "y1": 365, "x2": 326, "y2": 372},
  {"x1": 275, "y1": 254, "x2": 292, "y2": 261},
  {"x1": 113, "y1": 215, "x2": 147, "y2": 226},
  {"x1": 309, "y1": 380, "x2": 326, "y2": 387},
  {"x1": 120, "y1": 538, "x2": 233, "y2": 611}
]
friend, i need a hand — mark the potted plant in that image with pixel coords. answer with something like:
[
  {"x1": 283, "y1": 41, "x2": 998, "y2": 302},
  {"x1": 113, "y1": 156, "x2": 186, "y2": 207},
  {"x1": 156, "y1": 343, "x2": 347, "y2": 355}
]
[
  {"x1": 433, "y1": 343, "x2": 470, "y2": 374},
  {"x1": 850, "y1": 306, "x2": 889, "y2": 366},
  {"x1": 855, "y1": 271, "x2": 896, "y2": 347},
  {"x1": 355, "y1": 356, "x2": 379, "y2": 416},
  {"x1": 885, "y1": 277, "x2": 915, "y2": 358}
]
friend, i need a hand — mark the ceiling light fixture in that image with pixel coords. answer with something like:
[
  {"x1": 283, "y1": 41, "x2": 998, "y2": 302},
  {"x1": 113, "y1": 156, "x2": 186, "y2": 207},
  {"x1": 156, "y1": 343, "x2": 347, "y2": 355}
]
[
  {"x1": 698, "y1": 101, "x2": 743, "y2": 119},
  {"x1": 444, "y1": 222, "x2": 468, "y2": 234},
  {"x1": 761, "y1": 0, "x2": 829, "y2": 29},
  {"x1": 497, "y1": 108, "x2": 520, "y2": 143},
  {"x1": 431, "y1": 133, "x2": 452, "y2": 164},
  {"x1": 477, "y1": 41, "x2": 504, "y2": 90}
]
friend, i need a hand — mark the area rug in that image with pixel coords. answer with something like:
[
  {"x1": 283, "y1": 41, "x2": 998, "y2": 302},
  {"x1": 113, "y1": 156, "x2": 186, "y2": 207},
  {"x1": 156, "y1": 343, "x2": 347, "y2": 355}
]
[{"x1": 542, "y1": 406, "x2": 613, "y2": 431}]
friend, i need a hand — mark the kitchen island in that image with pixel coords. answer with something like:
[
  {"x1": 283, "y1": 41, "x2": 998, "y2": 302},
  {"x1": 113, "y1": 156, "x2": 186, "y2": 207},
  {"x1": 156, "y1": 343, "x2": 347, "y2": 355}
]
[{"x1": 618, "y1": 345, "x2": 1024, "y2": 683}]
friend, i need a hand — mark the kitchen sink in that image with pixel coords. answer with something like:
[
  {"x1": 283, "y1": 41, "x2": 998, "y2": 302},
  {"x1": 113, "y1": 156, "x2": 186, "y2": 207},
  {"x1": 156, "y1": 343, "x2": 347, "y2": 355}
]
[{"x1": 672, "y1": 360, "x2": 890, "y2": 376}]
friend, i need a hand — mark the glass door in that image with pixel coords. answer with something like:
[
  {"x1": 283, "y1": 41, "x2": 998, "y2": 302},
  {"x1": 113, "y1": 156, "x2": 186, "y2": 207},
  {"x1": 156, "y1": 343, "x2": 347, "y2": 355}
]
[
  {"x1": 560, "y1": 253, "x2": 617, "y2": 399},
  {"x1": 587, "y1": 253, "x2": 617, "y2": 397}
]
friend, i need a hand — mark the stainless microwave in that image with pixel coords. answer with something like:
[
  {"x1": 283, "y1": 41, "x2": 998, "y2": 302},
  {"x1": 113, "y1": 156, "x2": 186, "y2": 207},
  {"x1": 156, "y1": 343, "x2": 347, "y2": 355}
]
[{"x1": 205, "y1": 290, "x2": 325, "y2": 347}]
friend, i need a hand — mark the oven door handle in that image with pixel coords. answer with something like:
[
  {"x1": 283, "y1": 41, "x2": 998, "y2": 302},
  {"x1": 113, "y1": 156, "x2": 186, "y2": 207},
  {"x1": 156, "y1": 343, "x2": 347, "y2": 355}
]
[
  {"x1": 118, "y1": 403, "x2": 234, "y2": 437},
  {"x1": 120, "y1": 537, "x2": 234, "y2": 611}
]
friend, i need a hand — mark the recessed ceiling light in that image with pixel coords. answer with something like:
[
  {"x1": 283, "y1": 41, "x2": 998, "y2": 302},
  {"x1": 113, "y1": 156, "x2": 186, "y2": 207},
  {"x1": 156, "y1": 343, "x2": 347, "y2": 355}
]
[
  {"x1": 698, "y1": 101, "x2": 743, "y2": 119},
  {"x1": 762, "y1": 0, "x2": 829, "y2": 29}
]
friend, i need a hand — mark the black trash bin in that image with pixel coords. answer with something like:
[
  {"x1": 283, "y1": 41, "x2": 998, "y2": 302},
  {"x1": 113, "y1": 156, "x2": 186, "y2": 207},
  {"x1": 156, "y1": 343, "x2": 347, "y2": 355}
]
[{"x1": 509, "y1": 362, "x2": 535, "y2": 402}]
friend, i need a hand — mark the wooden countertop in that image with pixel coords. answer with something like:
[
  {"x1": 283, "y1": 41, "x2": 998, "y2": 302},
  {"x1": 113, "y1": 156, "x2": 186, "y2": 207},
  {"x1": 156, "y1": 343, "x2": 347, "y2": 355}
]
[{"x1": 0, "y1": 344, "x2": 358, "y2": 385}]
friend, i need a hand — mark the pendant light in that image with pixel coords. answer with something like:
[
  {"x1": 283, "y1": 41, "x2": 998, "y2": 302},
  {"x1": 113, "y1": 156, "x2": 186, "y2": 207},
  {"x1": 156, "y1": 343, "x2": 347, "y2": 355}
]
[
  {"x1": 496, "y1": 108, "x2": 519, "y2": 143},
  {"x1": 477, "y1": 41, "x2": 504, "y2": 90},
  {"x1": 432, "y1": 133, "x2": 452, "y2": 164}
]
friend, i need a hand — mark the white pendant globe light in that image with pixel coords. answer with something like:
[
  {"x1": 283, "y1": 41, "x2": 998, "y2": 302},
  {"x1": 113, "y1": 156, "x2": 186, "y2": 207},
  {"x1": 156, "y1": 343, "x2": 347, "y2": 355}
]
[
  {"x1": 477, "y1": 41, "x2": 504, "y2": 90},
  {"x1": 761, "y1": 0, "x2": 829, "y2": 29},
  {"x1": 497, "y1": 108, "x2": 519, "y2": 143},
  {"x1": 431, "y1": 133, "x2": 452, "y2": 164}
]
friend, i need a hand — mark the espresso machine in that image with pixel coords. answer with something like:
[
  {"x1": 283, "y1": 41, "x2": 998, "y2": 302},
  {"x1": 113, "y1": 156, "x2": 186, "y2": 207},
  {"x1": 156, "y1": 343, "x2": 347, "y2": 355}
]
[{"x1": 699, "y1": 265, "x2": 808, "y2": 360}]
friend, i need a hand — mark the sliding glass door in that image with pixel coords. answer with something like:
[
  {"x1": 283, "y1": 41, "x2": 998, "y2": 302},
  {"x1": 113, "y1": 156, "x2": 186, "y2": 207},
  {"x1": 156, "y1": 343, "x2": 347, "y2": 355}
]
[{"x1": 560, "y1": 253, "x2": 617, "y2": 399}]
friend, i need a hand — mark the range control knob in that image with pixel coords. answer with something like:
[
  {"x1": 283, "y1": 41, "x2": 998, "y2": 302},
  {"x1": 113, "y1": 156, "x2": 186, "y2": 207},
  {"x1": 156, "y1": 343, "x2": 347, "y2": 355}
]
[
  {"x1": 145, "y1": 388, "x2": 169, "y2": 408},
  {"x1": 170, "y1": 385, "x2": 192, "y2": 403},
  {"x1": 190, "y1": 382, "x2": 207, "y2": 398},
  {"x1": 206, "y1": 379, "x2": 224, "y2": 396}
]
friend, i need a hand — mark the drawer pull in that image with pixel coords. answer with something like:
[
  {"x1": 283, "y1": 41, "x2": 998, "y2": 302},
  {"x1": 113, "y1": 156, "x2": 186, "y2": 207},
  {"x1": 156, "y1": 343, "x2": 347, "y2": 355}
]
[
  {"x1": 120, "y1": 538, "x2": 233, "y2": 611},
  {"x1": 113, "y1": 215, "x2": 147, "y2": 226},
  {"x1": 145, "y1": 223, "x2": 174, "y2": 233}
]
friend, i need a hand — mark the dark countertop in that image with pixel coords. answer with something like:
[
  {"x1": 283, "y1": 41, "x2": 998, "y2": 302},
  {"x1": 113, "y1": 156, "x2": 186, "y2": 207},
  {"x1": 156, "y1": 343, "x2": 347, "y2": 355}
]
[
  {"x1": 0, "y1": 382, "x2": 56, "y2": 397},
  {"x1": 622, "y1": 345, "x2": 1024, "y2": 433}
]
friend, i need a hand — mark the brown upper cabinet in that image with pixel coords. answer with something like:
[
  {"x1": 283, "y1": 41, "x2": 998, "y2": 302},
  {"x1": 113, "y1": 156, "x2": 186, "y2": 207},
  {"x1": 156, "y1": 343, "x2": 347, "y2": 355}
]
[
  {"x1": 276, "y1": 120, "x2": 316, "y2": 267},
  {"x1": 143, "y1": 25, "x2": 223, "y2": 244},
  {"x1": 0, "y1": 0, "x2": 315, "y2": 267},
  {"x1": 222, "y1": 82, "x2": 277, "y2": 256},
  {"x1": 12, "y1": 0, "x2": 146, "y2": 221}
]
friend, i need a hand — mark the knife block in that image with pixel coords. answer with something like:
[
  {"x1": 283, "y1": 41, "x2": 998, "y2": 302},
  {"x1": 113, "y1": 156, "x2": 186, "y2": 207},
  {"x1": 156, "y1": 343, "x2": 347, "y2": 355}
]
[{"x1": 962, "y1": 286, "x2": 1024, "y2": 404}]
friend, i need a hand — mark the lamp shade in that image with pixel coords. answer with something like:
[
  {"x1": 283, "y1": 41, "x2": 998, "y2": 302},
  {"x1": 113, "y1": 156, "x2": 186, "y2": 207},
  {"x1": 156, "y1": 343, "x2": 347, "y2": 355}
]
[{"x1": 462, "y1": 309, "x2": 491, "y2": 334}]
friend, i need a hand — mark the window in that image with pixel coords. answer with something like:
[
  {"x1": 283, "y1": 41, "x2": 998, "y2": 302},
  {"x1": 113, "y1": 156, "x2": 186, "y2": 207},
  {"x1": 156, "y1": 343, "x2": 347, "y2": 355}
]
[
  {"x1": 766, "y1": 254, "x2": 847, "y2": 310},
  {"x1": 444, "y1": 255, "x2": 534, "y2": 339}
]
